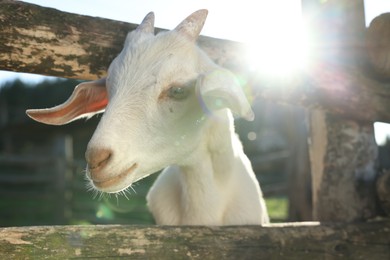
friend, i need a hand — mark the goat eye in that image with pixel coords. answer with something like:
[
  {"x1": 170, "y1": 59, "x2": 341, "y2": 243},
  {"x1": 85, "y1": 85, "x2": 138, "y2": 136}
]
[{"x1": 167, "y1": 86, "x2": 190, "y2": 100}]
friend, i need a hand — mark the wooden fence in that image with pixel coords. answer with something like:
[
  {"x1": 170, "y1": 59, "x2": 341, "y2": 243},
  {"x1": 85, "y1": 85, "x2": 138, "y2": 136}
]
[
  {"x1": 0, "y1": 0, "x2": 390, "y2": 258},
  {"x1": 1, "y1": 221, "x2": 389, "y2": 259}
]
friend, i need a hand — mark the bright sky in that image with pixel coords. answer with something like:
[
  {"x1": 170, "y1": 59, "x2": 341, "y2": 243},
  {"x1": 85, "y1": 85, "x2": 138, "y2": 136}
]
[{"x1": 1, "y1": 0, "x2": 390, "y2": 144}]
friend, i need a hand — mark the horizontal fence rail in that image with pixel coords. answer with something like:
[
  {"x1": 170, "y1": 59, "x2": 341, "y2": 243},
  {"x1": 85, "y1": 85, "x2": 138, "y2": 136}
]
[
  {"x1": 0, "y1": 0, "x2": 390, "y2": 123},
  {"x1": 1, "y1": 221, "x2": 390, "y2": 259}
]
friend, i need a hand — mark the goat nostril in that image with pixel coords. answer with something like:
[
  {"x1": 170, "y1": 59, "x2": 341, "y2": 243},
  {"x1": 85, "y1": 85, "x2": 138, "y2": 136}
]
[
  {"x1": 90, "y1": 154, "x2": 110, "y2": 170},
  {"x1": 86, "y1": 148, "x2": 112, "y2": 171}
]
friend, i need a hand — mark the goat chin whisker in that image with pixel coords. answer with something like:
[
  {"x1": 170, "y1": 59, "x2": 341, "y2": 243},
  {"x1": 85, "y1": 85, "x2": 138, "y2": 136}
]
[
  {"x1": 120, "y1": 190, "x2": 130, "y2": 200},
  {"x1": 85, "y1": 179, "x2": 105, "y2": 201},
  {"x1": 128, "y1": 184, "x2": 137, "y2": 195},
  {"x1": 113, "y1": 185, "x2": 136, "y2": 201},
  {"x1": 84, "y1": 176, "x2": 136, "y2": 202}
]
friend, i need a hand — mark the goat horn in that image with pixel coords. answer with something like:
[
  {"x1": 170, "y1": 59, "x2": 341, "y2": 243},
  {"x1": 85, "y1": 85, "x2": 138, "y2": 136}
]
[
  {"x1": 174, "y1": 9, "x2": 208, "y2": 41},
  {"x1": 136, "y1": 11, "x2": 155, "y2": 34}
]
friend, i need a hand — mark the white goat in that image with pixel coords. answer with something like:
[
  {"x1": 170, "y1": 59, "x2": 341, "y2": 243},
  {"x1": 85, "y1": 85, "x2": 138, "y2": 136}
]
[{"x1": 26, "y1": 10, "x2": 269, "y2": 225}]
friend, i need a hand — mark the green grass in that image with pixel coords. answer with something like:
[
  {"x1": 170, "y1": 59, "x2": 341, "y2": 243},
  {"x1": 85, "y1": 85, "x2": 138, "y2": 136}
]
[{"x1": 265, "y1": 196, "x2": 288, "y2": 222}]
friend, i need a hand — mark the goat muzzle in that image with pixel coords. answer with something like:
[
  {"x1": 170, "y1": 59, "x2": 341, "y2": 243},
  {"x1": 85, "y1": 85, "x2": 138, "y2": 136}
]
[
  {"x1": 92, "y1": 163, "x2": 138, "y2": 191},
  {"x1": 85, "y1": 148, "x2": 112, "y2": 176}
]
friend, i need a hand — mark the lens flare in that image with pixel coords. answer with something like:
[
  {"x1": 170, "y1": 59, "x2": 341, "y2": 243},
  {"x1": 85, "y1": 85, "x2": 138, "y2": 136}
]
[
  {"x1": 96, "y1": 203, "x2": 114, "y2": 220},
  {"x1": 238, "y1": 0, "x2": 310, "y2": 78},
  {"x1": 246, "y1": 26, "x2": 309, "y2": 77},
  {"x1": 196, "y1": 69, "x2": 255, "y2": 120}
]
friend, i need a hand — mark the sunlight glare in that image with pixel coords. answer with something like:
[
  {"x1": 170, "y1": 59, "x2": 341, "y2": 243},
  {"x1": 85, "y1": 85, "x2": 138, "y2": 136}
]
[
  {"x1": 244, "y1": 0, "x2": 309, "y2": 77},
  {"x1": 247, "y1": 28, "x2": 308, "y2": 76},
  {"x1": 374, "y1": 122, "x2": 390, "y2": 146}
]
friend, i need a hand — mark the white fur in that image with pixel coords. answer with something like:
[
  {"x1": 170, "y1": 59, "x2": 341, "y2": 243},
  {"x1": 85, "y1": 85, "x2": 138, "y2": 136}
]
[
  {"x1": 147, "y1": 109, "x2": 269, "y2": 225},
  {"x1": 26, "y1": 10, "x2": 269, "y2": 225}
]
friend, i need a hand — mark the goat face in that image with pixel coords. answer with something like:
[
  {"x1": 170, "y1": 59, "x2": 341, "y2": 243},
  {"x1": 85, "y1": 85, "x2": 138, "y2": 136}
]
[
  {"x1": 26, "y1": 10, "x2": 254, "y2": 193},
  {"x1": 86, "y1": 32, "x2": 209, "y2": 192}
]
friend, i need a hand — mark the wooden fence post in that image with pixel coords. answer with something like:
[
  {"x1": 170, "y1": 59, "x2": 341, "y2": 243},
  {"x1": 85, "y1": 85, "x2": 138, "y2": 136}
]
[
  {"x1": 309, "y1": 111, "x2": 379, "y2": 221},
  {"x1": 302, "y1": 0, "x2": 380, "y2": 221},
  {"x1": 286, "y1": 108, "x2": 312, "y2": 221}
]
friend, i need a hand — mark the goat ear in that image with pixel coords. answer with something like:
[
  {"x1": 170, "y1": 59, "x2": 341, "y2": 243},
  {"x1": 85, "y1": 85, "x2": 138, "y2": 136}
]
[
  {"x1": 174, "y1": 9, "x2": 208, "y2": 41},
  {"x1": 26, "y1": 78, "x2": 108, "y2": 125},
  {"x1": 197, "y1": 69, "x2": 254, "y2": 121},
  {"x1": 136, "y1": 12, "x2": 155, "y2": 34}
]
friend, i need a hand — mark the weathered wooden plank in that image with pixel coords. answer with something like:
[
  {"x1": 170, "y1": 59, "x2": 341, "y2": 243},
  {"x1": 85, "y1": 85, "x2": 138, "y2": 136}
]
[
  {"x1": 0, "y1": 0, "x2": 133, "y2": 79},
  {"x1": 366, "y1": 13, "x2": 390, "y2": 79},
  {"x1": 303, "y1": 0, "x2": 381, "y2": 222},
  {"x1": 309, "y1": 111, "x2": 379, "y2": 221},
  {"x1": 255, "y1": 64, "x2": 390, "y2": 123},
  {"x1": 0, "y1": 221, "x2": 389, "y2": 259},
  {"x1": 1, "y1": 0, "x2": 390, "y2": 123},
  {"x1": 0, "y1": 0, "x2": 245, "y2": 80},
  {"x1": 302, "y1": 0, "x2": 366, "y2": 64}
]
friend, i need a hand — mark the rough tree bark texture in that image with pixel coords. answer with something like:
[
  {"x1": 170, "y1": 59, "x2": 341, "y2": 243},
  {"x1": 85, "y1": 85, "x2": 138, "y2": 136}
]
[
  {"x1": 377, "y1": 170, "x2": 390, "y2": 216},
  {"x1": 0, "y1": 0, "x2": 246, "y2": 80},
  {"x1": 309, "y1": 111, "x2": 379, "y2": 221},
  {"x1": 1, "y1": 222, "x2": 389, "y2": 259},
  {"x1": 0, "y1": 0, "x2": 136, "y2": 79},
  {"x1": 366, "y1": 13, "x2": 390, "y2": 79},
  {"x1": 303, "y1": 0, "x2": 382, "y2": 222},
  {"x1": 0, "y1": 0, "x2": 390, "y2": 123}
]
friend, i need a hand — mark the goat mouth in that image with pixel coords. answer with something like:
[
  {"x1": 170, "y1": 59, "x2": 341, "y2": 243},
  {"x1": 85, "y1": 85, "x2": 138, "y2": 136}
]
[{"x1": 92, "y1": 163, "x2": 138, "y2": 191}]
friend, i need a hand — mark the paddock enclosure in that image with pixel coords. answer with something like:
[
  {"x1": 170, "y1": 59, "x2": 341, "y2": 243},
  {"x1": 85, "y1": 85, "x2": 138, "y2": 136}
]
[{"x1": 0, "y1": 0, "x2": 389, "y2": 259}]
